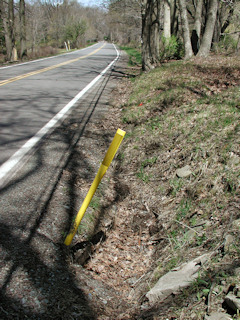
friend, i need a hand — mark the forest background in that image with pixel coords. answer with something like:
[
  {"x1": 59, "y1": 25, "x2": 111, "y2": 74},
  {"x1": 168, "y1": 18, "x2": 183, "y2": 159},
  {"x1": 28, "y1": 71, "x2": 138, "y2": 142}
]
[
  {"x1": 0, "y1": 0, "x2": 239, "y2": 67},
  {"x1": 0, "y1": 1, "x2": 240, "y2": 318}
]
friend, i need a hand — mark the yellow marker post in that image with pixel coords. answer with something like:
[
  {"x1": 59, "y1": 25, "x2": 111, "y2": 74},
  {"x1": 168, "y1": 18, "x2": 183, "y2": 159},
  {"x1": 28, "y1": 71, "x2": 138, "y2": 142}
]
[{"x1": 64, "y1": 128, "x2": 126, "y2": 246}]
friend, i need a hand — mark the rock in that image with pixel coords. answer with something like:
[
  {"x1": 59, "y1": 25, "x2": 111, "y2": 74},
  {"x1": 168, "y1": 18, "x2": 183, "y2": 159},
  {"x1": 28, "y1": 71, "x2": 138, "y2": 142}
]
[
  {"x1": 205, "y1": 311, "x2": 233, "y2": 320},
  {"x1": 126, "y1": 276, "x2": 138, "y2": 286},
  {"x1": 103, "y1": 218, "x2": 113, "y2": 229},
  {"x1": 224, "y1": 235, "x2": 234, "y2": 253},
  {"x1": 176, "y1": 165, "x2": 192, "y2": 178},
  {"x1": 224, "y1": 293, "x2": 240, "y2": 312},
  {"x1": 185, "y1": 229, "x2": 196, "y2": 242},
  {"x1": 146, "y1": 253, "x2": 209, "y2": 304},
  {"x1": 232, "y1": 219, "x2": 240, "y2": 231},
  {"x1": 229, "y1": 153, "x2": 239, "y2": 166},
  {"x1": 234, "y1": 267, "x2": 240, "y2": 277},
  {"x1": 74, "y1": 244, "x2": 92, "y2": 265},
  {"x1": 205, "y1": 220, "x2": 212, "y2": 228},
  {"x1": 72, "y1": 231, "x2": 106, "y2": 265}
]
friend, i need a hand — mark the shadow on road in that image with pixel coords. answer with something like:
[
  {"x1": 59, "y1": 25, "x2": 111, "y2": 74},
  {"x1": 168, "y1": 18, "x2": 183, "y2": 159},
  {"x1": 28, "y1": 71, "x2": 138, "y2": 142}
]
[{"x1": 0, "y1": 59, "x2": 133, "y2": 319}]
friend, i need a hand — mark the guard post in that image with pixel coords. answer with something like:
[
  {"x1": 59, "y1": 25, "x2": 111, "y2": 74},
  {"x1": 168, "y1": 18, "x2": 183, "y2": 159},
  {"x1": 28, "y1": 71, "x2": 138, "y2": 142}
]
[{"x1": 64, "y1": 128, "x2": 126, "y2": 246}]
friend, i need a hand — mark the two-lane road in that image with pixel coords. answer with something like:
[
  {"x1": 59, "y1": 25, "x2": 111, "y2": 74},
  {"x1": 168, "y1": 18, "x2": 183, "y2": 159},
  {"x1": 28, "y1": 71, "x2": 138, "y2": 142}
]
[
  {"x1": 0, "y1": 41, "x2": 123, "y2": 319},
  {"x1": 0, "y1": 42, "x2": 119, "y2": 185}
]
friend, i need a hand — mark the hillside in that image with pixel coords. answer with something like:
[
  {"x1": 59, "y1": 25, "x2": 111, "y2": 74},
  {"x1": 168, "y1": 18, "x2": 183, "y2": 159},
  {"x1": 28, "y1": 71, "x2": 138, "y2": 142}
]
[{"x1": 73, "y1": 52, "x2": 240, "y2": 319}]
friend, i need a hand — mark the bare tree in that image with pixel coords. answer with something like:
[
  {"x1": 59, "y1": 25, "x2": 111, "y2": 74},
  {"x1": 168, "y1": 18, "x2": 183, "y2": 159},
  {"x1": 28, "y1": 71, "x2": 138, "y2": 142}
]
[
  {"x1": 191, "y1": 0, "x2": 203, "y2": 55},
  {"x1": 164, "y1": 0, "x2": 171, "y2": 40},
  {"x1": 213, "y1": 0, "x2": 236, "y2": 45},
  {"x1": 0, "y1": 0, "x2": 17, "y2": 61},
  {"x1": 178, "y1": 0, "x2": 193, "y2": 59},
  {"x1": 19, "y1": 0, "x2": 27, "y2": 59},
  {"x1": 141, "y1": 0, "x2": 160, "y2": 71},
  {"x1": 197, "y1": 0, "x2": 218, "y2": 57},
  {"x1": 106, "y1": 0, "x2": 141, "y2": 44},
  {"x1": 171, "y1": 0, "x2": 178, "y2": 35}
]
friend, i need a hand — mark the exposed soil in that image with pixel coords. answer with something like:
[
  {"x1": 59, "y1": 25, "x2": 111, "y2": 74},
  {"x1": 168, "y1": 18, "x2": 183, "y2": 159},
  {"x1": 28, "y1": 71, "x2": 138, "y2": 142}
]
[{"x1": 69, "y1": 54, "x2": 240, "y2": 319}]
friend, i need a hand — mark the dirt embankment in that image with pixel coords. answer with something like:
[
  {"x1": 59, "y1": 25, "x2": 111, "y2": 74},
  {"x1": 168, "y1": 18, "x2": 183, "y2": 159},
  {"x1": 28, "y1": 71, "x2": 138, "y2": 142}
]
[
  {"x1": 70, "y1": 53, "x2": 240, "y2": 319},
  {"x1": 1, "y1": 52, "x2": 239, "y2": 320}
]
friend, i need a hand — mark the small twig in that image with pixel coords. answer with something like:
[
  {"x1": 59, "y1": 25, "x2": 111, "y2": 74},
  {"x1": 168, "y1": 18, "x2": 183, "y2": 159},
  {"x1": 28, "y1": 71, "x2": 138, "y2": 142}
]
[
  {"x1": 128, "y1": 274, "x2": 146, "y2": 299},
  {"x1": 138, "y1": 226, "x2": 142, "y2": 251},
  {"x1": 167, "y1": 235, "x2": 174, "y2": 251},
  {"x1": 143, "y1": 201, "x2": 150, "y2": 213},
  {"x1": 0, "y1": 306, "x2": 8, "y2": 315},
  {"x1": 133, "y1": 274, "x2": 146, "y2": 287},
  {"x1": 174, "y1": 219, "x2": 201, "y2": 236},
  {"x1": 179, "y1": 299, "x2": 203, "y2": 320}
]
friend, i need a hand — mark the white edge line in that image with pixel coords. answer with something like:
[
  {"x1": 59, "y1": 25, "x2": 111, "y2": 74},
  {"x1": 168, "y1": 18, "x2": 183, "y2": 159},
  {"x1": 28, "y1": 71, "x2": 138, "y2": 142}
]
[
  {"x1": 0, "y1": 42, "x2": 100, "y2": 70},
  {"x1": 0, "y1": 44, "x2": 120, "y2": 185}
]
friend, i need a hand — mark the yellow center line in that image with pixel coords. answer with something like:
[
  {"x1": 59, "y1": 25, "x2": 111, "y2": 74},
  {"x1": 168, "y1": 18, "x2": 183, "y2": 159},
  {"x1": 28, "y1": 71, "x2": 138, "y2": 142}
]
[{"x1": 0, "y1": 43, "x2": 106, "y2": 87}]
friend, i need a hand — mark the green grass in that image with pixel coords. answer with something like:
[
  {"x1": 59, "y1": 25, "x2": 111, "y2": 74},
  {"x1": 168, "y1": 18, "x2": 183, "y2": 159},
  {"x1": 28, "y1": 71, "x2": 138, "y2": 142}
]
[
  {"x1": 177, "y1": 199, "x2": 192, "y2": 221},
  {"x1": 119, "y1": 56, "x2": 240, "y2": 314},
  {"x1": 77, "y1": 191, "x2": 102, "y2": 235},
  {"x1": 136, "y1": 157, "x2": 158, "y2": 182},
  {"x1": 120, "y1": 46, "x2": 142, "y2": 66},
  {"x1": 89, "y1": 195, "x2": 100, "y2": 210}
]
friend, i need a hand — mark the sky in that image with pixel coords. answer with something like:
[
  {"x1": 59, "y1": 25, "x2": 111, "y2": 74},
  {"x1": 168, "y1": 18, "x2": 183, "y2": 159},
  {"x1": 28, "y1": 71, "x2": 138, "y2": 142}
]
[{"x1": 78, "y1": 0, "x2": 102, "y2": 7}]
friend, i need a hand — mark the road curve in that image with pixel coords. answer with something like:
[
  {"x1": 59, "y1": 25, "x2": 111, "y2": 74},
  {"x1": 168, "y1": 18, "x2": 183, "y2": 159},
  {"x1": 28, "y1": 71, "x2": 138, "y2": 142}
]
[
  {"x1": 0, "y1": 41, "x2": 125, "y2": 319},
  {"x1": 0, "y1": 42, "x2": 119, "y2": 185}
]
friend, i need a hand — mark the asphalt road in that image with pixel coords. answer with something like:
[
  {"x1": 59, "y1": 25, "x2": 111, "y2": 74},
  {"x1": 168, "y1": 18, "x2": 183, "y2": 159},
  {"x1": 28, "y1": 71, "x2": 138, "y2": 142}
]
[
  {"x1": 0, "y1": 42, "x2": 118, "y2": 185},
  {"x1": 0, "y1": 42, "x2": 124, "y2": 318}
]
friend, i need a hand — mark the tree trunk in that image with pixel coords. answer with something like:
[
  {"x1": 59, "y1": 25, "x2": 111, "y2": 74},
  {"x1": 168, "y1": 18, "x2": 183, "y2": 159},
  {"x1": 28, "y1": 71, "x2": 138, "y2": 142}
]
[
  {"x1": 197, "y1": 0, "x2": 218, "y2": 57},
  {"x1": 9, "y1": 0, "x2": 17, "y2": 61},
  {"x1": 19, "y1": 0, "x2": 27, "y2": 59},
  {"x1": 237, "y1": 33, "x2": 240, "y2": 54},
  {"x1": 1, "y1": 0, "x2": 18, "y2": 61},
  {"x1": 141, "y1": 0, "x2": 152, "y2": 71},
  {"x1": 153, "y1": 0, "x2": 160, "y2": 61},
  {"x1": 171, "y1": 0, "x2": 178, "y2": 35},
  {"x1": 221, "y1": 7, "x2": 234, "y2": 34},
  {"x1": 164, "y1": 0, "x2": 171, "y2": 40},
  {"x1": 141, "y1": 0, "x2": 160, "y2": 71},
  {"x1": 213, "y1": 4, "x2": 234, "y2": 44},
  {"x1": 178, "y1": 0, "x2": 193, "y2": 59},
  {"x1": 191, "y1": 0, "x2": 203, "y2": 55},
  {"x1": 0, "y1": 0, "x2": 12, "y2": 61}
]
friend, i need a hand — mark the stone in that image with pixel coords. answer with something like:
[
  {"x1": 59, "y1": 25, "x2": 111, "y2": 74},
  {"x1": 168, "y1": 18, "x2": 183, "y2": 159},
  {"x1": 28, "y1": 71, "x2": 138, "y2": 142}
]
[
  {"x1": 229, "y1": 153, "x2": 239, "y2": 166},
  {"x1": 205, "y1": 311, "x2": 232, "y2": 320},
  {"x1": 232, "y1": 219, "x2": 240, "y2": 230},
  {"x1": 234, "y1": 267, "x2": 240, "y2": 277},
  {"x1": 176, "y1": 165, "x2": 192, "y2": 178},
  {"x1": 146, "y1": 253, "x2": 209, "y2": 304},
  {"x1": 224, "y1": 235, "x2": 234, "y2": 253},
  {"x1": 185, "y1": 229, "x2": 196, "y2": 242},
  {"x1": 103, "y1": 218, "x2": 113, "y2": 229},
  {"x1": 224, "y1": 293, "x2": 240, "y2": 312},
  {"x1": 74, "y1": 245, "x2": 92, "y2": 265}
]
